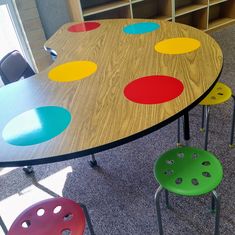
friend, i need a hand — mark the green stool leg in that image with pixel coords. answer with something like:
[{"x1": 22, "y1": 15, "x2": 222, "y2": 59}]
[
  {"x1": 212, "y1": 190, "x2": 220, "y2": 235},
  {"x1": 229, "y1": 95, "x2": 235, "y2": 148},
  {"x1": 154, "y1": 186, "x2": 164, "y2": 235},
  {"x1": 204, "y1": 106, "x2": 210, "y2": 150}
]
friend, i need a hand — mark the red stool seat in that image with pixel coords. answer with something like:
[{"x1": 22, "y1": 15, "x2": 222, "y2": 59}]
[{"x1": 8, "y1": 197, "x2": 86, "y2": 235}]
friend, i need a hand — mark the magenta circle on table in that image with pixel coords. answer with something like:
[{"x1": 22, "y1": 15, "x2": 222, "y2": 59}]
[
  {"x1": 68, "y1": 22, "x2": 101, "y2": 32},
  {"x1": 124, "y1": 75, "x2": 184, "y2": 104}
]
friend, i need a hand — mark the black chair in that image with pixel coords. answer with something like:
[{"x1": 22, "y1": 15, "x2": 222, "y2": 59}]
[
  {"x1": 0, "y1": 50, "x2": 35, "y2": 85},
  {"x1": 0, "y1": 50, "x2": 35, "y2": 174}
]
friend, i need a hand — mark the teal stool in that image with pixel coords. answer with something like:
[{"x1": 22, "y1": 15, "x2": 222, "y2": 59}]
[{"x1": 154, "y1": 147, "x2": 223, "y2": 235}]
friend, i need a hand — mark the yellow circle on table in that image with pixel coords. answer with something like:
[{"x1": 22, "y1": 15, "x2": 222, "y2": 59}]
[
  {"x1": 48, "y1": 61, "x2": 97, "y2": 82},
  {"x1": 155, "y1": 37, "x2": 201, "y2": 55}
]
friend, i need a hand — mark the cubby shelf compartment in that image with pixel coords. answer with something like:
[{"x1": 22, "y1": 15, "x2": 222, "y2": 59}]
[
  {"x1": 208, "y1": 0, "x2": 235, "y2": 30},
  {"x1": 209, "y1": 0, "x2": 228, "y2": 6},
  {"x1": 208, "y1": 17, "x2": 235, "y2": 29},
  {"x1": 175, "y1": 8, "x2": 208, "y2": 30},
  {"x1": 84, "y1": 6, "x2": 131, "y2": 20},
  {"x1": 154, "y1": 16, "x2": 172, "y2": 21},
  {"x1": 175, "y1": 4, "x2": 208, "y2": 17},
  {"x1": 132, "y1": 0, "x2": 145, "y2": 4},
  {"x1": 83, "y1": 0, "x2": 130, "y2": 17}
]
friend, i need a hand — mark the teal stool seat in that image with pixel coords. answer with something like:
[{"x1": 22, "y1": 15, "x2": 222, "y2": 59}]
[{"x1": 154, "y1": 147, "x2": 223, "y2": 235}]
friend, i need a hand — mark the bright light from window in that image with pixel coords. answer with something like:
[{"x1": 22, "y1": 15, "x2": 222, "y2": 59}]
[
  {"x1": 0, "y1": 167, "x2": 18, "y2": 176},
  {"x1": 0, "y1": 4, "x2": 23, "y2": 60}
]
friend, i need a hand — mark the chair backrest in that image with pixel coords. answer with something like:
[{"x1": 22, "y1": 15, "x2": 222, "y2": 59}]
[{"x1": 0, "y1": 50, "x2": 35, "y2": 85}]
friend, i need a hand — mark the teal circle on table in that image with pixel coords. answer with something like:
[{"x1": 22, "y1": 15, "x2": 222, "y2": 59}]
[
  {"x1": 123, "y1": 22, "x2": 160, "y2": 34},
  {"x1": 2, "y1": 106, "x2": 71, "y2": 146}
]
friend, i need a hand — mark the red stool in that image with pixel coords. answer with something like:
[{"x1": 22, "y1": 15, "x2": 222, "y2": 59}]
[{"x1": 8, "y1": 197, "x2": 86, "y2": 235}]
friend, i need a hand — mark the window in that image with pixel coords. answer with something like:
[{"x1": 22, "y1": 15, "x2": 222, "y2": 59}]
[{"x1": 0, "y1": 0, "x2": 32, "y2": 65}]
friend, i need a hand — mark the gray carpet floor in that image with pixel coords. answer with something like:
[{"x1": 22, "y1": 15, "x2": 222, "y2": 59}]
[{"x1": 0, "y1": 24, "x2": 235, "y2": 235}]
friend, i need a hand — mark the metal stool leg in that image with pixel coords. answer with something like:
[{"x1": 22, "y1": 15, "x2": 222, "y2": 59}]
[
  {"x1": 88, "y1": 154, "x2": 98, "y2": 168},
  {"x1": 229, "y1": 95, "x2": 235, "y2": 148},
  {"x1": 80, "y1": 203, "x2": 95, "y2": 235},
  {"x1": 211, "y1": 192, "x2": 216, "y2": 213},
  {"x1": 200, "y1": 106, "x2": 206, "y2": 132},
  {"x1": 0, "y1": 216, "x2": 8, "y2": 235},
  {"x1": 204, "y1": 106, "x2": 210, "y2": 150},
  {"x1": 212, "y1": 190, "x2": 220, "y2": 235},
  {"x1": 165, "y1": 190, "x2": 170, "y2": 209},
  {"x1": 154, "y1": 186, "x2": 164, "y2": 235}
]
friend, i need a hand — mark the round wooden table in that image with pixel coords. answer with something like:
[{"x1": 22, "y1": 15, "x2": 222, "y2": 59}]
[{"x1": 0, "y1": 19, "x2": 223, "y2": 167}]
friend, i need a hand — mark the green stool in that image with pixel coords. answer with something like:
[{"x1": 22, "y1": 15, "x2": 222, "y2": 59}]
[{"x1": 154, "y1": 147, "x2": 223, "y2": 235}]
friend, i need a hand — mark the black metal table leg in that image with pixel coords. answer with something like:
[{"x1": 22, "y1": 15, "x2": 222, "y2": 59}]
[
  {"x1": 229, "y1": 95, "x2": 235, "y2": 148},
  {"x1": 23, "y1": 166, "x2": 34, "y2": 174},
  {"x1": 183, "y1": 112, "x2": 190, "y2": 146},
  {"x1": 200, "y1": 105, "x2": 206, "y2": 132},
  {"x1": 88, "y1": 154, "x2": 98, "y2": 168}
]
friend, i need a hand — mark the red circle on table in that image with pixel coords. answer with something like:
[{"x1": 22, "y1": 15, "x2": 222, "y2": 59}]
[
  {"x1": 124, "y1": 75, "x2": 184, "y2": 104},
  {"x1": 68, "y1": 22, "x2": 100, "y2": 32}
]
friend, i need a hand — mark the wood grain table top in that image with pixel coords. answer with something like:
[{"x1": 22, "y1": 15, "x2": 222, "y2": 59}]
[{"x1": 0, "y1": 19, "x2": 223, "y2": 166}]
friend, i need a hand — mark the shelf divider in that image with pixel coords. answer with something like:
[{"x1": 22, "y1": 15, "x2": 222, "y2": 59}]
[
  {"x1": 208, "y1": 17, "x2": 235, "y2": 29},
  {"x1": 209, "y1": 0, "x2": 228, "y2": 6},
  {"x1": 83, "y1": 0, "x2": 130, "y2": 17},
  {"x1": 175, "y1": 4, "x2": 208, "y2": 17}
]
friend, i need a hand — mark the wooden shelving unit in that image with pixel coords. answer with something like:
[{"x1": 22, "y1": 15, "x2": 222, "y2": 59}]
[
  {"x1": 154, "y1": 16, "x2": 172, "y2": 21},
  {"x1": 68, "y1": 0, "x2": 235, "y2": 31},
  {"x1": 208, "y1": 0, "x2": 235, "y2": 30},
  {"x1": 84, "y1": 6, "x2": 131, "y2": 20},
  {"x1": 175, "y1": 8, "x2": 208, "y2": 30},
  {"x1": 209, "y1": 0, "x2": 228, "y2": 6},
  {"x1": 175, "y1": 4, "x2": 207, "y2": 17},
  {"x1": 83, "y1": 0, "x2": 130, "y2": 17},
  {"x1": 209, "y1": 17, "x2": 235, "y2": 29},
  {"x1": 132, "y1": 0, "x2": 145, "y2": 3}
]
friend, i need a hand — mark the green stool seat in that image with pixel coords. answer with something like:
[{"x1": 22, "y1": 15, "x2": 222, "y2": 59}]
[
  {"x1": 154, "y1": 147, "x2": 223, "y2": 196},
  {"x1": 154, "y1": 146, "x2": 223, "y2": 235}
]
